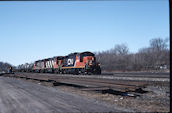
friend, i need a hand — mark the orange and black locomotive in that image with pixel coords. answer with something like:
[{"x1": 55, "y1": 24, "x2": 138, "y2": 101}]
[{"x1": 18, "y1": 51, "x2": 101, "y2": 75}]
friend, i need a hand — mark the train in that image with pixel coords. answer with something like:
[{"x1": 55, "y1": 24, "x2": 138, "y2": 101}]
[{"x1": 17, "y1": 51, "x2": 101, "y2": 75}]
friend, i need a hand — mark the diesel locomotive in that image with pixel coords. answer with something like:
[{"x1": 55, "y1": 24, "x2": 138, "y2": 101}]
[{"x1": 17, "y1": 51, "x2": 101, "y2": 74}]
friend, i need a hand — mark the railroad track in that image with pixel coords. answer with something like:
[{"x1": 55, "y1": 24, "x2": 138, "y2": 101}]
[
  {"x1": 15, "y1": 72, "x2": 169, "y2": 82},
  {"x1": 3, "y1": 73, "x2": 144, "y2": 90},
  {"x1": 2, "y1": 72, "x2": 169, "y2": 97}
]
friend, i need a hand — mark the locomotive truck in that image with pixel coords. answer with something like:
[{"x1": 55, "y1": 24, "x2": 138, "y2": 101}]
[{"x1": 17, "y1": 51, "x2": 101, "y2": 75}]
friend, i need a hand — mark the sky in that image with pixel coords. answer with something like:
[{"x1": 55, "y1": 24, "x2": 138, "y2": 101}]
[{"x1": 0, "y1": 1, "x2": 169, "y2": 66}]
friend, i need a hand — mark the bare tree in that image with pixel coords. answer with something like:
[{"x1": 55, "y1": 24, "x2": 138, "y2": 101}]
[
  {"x1": 113, "y1": 44, "x2": 129, "y2": 56},
  {"x1": 150, "y1": 37, "x2": 168, "y2": 52},
  {"x1": 149, "y1": 38, "x2": 169, "y2": 70},
  {"x1": 0, "y1": 62, "x2": 13, "y2": 72},
  {"x1": 95, "y1": 37, "x2": 169, "y2": 72}
]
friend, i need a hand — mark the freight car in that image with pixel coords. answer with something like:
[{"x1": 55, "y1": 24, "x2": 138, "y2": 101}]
[
  {"x1": 17, "y1": 51, "x2": 101, "y2": 75},
  {"x1": 18, "y1": 63, "x2": 33, "y2": 72}
]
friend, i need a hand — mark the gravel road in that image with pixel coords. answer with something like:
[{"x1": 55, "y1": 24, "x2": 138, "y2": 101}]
[{"x1": 0, "y1": 76, "x2": 125, "y2": 113}]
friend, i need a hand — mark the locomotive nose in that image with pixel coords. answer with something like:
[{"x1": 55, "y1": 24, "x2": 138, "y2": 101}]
[{"x1": 89, "y1": 60, "x2": 93, "y2": 65}]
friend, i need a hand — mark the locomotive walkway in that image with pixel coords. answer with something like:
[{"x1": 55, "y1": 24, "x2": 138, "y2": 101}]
[{"x1": 0, "y1": 76, "x2": 126, "y2": 113}]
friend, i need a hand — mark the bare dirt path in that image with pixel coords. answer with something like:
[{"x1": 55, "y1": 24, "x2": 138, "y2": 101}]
[{"x1": 0, "y1": 76, "x2": 126, "y2": 113}]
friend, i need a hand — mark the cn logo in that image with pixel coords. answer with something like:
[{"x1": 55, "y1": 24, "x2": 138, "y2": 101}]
[{"x1": 67, "y1": 59, "x2": 73, "y2": 65}]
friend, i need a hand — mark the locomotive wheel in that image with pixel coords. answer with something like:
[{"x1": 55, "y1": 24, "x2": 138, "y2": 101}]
[
  {"x1": 87, "y1": 72, "x2": 92, "y2": 75},
  {"x1": 54, "y1": 69, "x2": 57, "y2": 74},
  {"x1": 74, "y1": 69, "x2": 79, "y2": 75},
  {"x1": 40, "y1": 69, "x2": 44, "y2": 73},
  {"x1": 51, "y1": 69, "x2": 54, "y2": 73},
  {"x1": 96, "y1": 68, "x2": 101, "y2": 74},
  {"x1": 62, "y1": 70, "x2": 65, "y2": 74},
  {"x1": 59, "y1": 71, "x2": 62, "y2": 74}
]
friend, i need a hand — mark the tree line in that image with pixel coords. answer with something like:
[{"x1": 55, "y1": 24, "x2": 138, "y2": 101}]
[
  {"x1": 95, "y1": 37, "x2": 170, "y2": 72},
  {"x1": 0, "y1": 62, "x2": 12, "y2": 72}
]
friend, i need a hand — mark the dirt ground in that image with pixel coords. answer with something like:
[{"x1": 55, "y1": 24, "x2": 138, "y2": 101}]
[
  {"x1": 22, "y1": 77, "x2": 170, "y2": 112},
  {"x1": 55, "y1": 83, "x2": 169, "y2": 112},
  {"x1": 0, "y1": 77, "x2": 124, "y2": 113},
  {"x1": 2, "y1": 72, "x2": 170, "y2": 112}
]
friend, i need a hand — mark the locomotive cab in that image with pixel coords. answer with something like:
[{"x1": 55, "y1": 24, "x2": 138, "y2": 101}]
[
  {"x1": 61, "y1": 51, "x2": 101, "y2": 74},
  {"x1": 79, "y1": 52, "x2": 101, "y2": 74}
]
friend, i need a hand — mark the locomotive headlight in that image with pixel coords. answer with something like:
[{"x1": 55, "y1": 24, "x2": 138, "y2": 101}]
[{"x1": 89, "y1": 60, "x2": 92, "y2": 65}]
